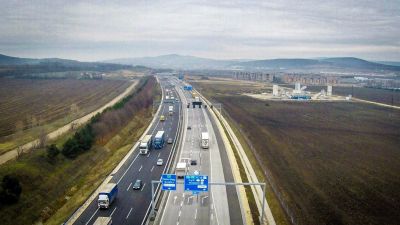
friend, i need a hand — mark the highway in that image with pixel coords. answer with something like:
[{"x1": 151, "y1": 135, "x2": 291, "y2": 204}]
[
  {"x1": 71, "y1": 77, "x2": 181, "y2": 225},
  {"x1": 158, "y1": 79, "x2": 244, "y2": 225}
]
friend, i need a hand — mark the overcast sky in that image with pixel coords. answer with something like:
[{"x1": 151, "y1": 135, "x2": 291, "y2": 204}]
[{"x1": 0, "y1": 0, "x2": 399, "y2": 61}]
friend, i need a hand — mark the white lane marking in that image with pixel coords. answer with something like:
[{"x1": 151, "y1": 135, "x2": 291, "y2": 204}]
[
  {"x1": 195, "y1": 208, "x2": 198, "y2": 220},
  {"x1": 178, "y1": 210, "x2": 181, "y2": 217},
  {"x1": 158, "y1": 152, "x2": 161, "y2": 158},
  {"x1": 187, "y1": 195, "x2": 194, "y2": 204},
  {"x1": 180, "y1": 201, "x2": 183, "y2": 207},
  {"x1": 126, "y1": 207, "x2": 133, "y2": 219},
  {"x1": 139, "y1": 165, "x2": 142, "y2": 172},
  {"x1": 151, "y1": 165, "x2": 155, "y2": 172},
  {"x1": 117, "y1": 153, "x2": 140, "y2": 184},
  {"x1": 147, "y1": 152, "x2": 151, "y2": 158},
  {"x1": 110, "y1": 207, "x2": 117, "y2": 217},
  {"x1": 174, "y1": 195, "x2": 177, "y2": 204},
  {"x1": 127, "y1": 182, "x2": 132, "y2": 191},
  {"x1": 141, "y1": 183, "x2": 146, "y2": 191},
  {"x1": 85, "y1": 207, "x2": 99, "y2": 225}
]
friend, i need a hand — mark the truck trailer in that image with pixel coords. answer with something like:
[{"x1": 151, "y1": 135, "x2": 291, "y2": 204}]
[
  {"x1": 201, "y1": 132, "x2": 209, "y2": 149},
  {"x1": 153, "y1": 131, "x2": 165, "y2": 149},
  {"x1": 98, "y1": 183, "x2": 118, "y2": 209},
  {"x1": 176, "y1": 162, "x2": 188, "y2": 179},
  {"x1": 139, "y1": 134, "x2": 152, "y2": 154}
]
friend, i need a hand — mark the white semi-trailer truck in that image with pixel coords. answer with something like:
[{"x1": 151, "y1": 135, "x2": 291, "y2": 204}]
[
  {"x1": 201, "y1": 132, "x2": 209, "y2": 149},
  {"x1": 176, "y1": 162, "x2": 188, "y2": 179},
  {"x1": 139, "y1": 134, "x2": 152, "y2": 154}
]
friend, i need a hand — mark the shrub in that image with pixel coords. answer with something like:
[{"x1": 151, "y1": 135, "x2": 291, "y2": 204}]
[
  {"x1": 0, "y1": 175, "x2": 22, "y2": 205},
  {"x1": 46, "y1": 144, "x2": 60, "y2": 161}
]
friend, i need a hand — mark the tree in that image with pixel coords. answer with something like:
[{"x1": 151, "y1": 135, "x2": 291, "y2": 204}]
[
  {"x1": 46, "y1": 144, "x2": 59, "y2": 161},
  {"x1": 38, "y1": 128, "x2": 47, "y2": 148},
  {"x1": 0, "y1": 175, "x2": 22, "y2": 205},
  {"x1": 62, "y1": 138, "x2": 80, "y2": 159}
]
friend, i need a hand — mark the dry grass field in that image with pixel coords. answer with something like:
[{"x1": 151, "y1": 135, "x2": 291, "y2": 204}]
[
  {"x1": 0, "y1": 78, "x2": 130, "y2": 153},
  {"x1": 192, "y1": 78, "x2": 400, "y2": 225}
]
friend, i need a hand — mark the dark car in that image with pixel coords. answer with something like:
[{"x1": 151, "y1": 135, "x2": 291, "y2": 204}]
[
  {"x1": 187, "y1": 126, "x2": 191, "y2": 130},
  {"x1": 132, "y1": 179, "x2": 142, "y2": 190},
  {"x1": 190, "y1": 160, "x2": 197, "y2": 165}
]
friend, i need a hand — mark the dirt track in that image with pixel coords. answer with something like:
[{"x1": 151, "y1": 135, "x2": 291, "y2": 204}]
[{"x1": 0, "y1": 80, "x2": 138, "y2": 165}]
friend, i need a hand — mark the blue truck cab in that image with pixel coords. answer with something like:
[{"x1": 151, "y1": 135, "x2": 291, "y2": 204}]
[
  {"x1": 153, "y1": 131, "x2": 165, "y2": 149},
  {"x1": 183, "y1": 85, "x2": 192, "y2": 91},
  {"x1": 98, "y1": 183, "x2": 118, "y2": 209}
]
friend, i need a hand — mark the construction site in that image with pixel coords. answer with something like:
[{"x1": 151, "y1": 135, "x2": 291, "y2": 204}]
[{"x1": 245, "y1": 82, "x2": 351, "y2": 102}]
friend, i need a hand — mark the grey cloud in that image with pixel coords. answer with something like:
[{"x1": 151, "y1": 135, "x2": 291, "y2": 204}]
[{"x1": 0, "y1": 0, "x2": 399, "y2": 61}]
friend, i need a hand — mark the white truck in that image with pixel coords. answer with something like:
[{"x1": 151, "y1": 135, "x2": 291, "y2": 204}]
[
  {"x1": 98, "y1": 183, "x2": 118, "y2": 209},
  {"x1": 168, "y1": 106, "x2": 174, "y2": 115},
  {"x1": 93, "y1": 217, "x2": 112, "y2": 225},
  {"x1": 201, "y1": 132, "x2": 209, "y2": 149},
  {"x1": 139, "y1": 135, "x2": 152, "y2": 154},
  {"x1": 176, "y1": 162, "x2": 188, "y2": 179}
]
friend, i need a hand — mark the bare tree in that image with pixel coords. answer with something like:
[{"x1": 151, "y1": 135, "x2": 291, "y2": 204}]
[
  {"x1": 38, "y1": 128, "x2": 47, "y2": 148},
  {"x1": 70, "y1": 103, "x2": 80, "y2": 130},
  {"x1": 31, "y1": 115, "x2": 38, "y2": 128},
  {"x1": 16, "y1": 146, "x2": 24, "y2": 159}
]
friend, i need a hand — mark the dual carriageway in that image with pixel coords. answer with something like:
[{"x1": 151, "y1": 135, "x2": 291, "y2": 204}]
[{"x1": 69, "y1": 76, "x2": 245, "y2": 225}]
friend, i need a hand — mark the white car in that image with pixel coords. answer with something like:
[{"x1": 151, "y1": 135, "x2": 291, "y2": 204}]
[{"x1": 157, "y1": 158, "x2": 163, "y2": 166}]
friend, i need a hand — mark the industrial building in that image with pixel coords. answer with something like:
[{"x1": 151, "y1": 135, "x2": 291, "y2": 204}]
[
  {"x1": 282, "y1": 74, "x2": 339, "y2": 85},
  {"x1": 233, "y1": 72, "x2": 274, "y2": 82}
]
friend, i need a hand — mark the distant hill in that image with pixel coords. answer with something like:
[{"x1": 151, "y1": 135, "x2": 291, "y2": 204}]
[
  {"x1": 0, "y1": 54, "x2": 138, "y2": 78},
  {"x1": 375, "y1": 61, "x2": 400, "y2": 67},
  {"x1": 104, "y1": 54, "x2": 236, "y2": 70},
  {"x1": 234, "y1": 57, "x2": 400, "y2": 72},
  {"x1": 105, "y1": 54, "x2": 400, "y2": 72}
]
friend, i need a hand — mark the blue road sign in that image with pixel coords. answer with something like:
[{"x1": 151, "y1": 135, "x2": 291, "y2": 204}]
[
  {"x1": 184, "y1": 175, "x2": 209, "y2": 192},
  {"x1": 161, "y1": 174, "x2": 177, "y2": 191}
]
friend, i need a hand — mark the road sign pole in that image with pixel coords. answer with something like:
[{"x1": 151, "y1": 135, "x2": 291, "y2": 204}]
[
  {"x1": 151, "y1": 180, "x2": 155, "y2": 217},
  {"x1": 261, "y1": 183, "x2": 266, "y2": 224}
]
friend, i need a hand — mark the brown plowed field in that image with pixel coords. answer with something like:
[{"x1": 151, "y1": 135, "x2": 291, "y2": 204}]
[
  {"x1": 192, "y1": 78, "x2": 400, "y2": 225},
  {"x1": 0, "y1": 78, "x2": 129, "y2": 150}
]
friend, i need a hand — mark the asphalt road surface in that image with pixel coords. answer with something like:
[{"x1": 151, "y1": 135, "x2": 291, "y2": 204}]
[
  {"x1": 158, "y1": 79, "x2": 243, "y2": 225},
  {"x1": 72, "y1": 78, "x2": 180, "y2": 225}
]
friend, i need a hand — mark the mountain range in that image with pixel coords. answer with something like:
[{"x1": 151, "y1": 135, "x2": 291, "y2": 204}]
[
  {"x1": 104, "y1": 54, "x2": 400, "y2": 72},
  {"x1": 1, "y1": 53, "x2": 400, "y2": 73},
  {"x1": 0, "y1": 54, "x2": 137, "y2": 78}
]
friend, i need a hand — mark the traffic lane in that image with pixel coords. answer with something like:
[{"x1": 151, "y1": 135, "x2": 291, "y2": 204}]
[
  {"x1": 161, "y1": 102, "x2": 212, "y2": 225},
  {"x1": 103, "y1": 95, "x2": 180, "y2": 224},
  {"x1": 73, "y1": 84, "x2": 176, "y2": 225},
  {"x1": 182, "y1": 107, "x2": 212, "y2": 225},
  {"x1": 159, "y1": 93, "x2": 193, "y2": 224},
  {"x1": 205, "y1": 108, "x2": 243, "y2": 225},
  {"x1": 118, "y1": 102, "x2": 180, "y2": 224}
]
